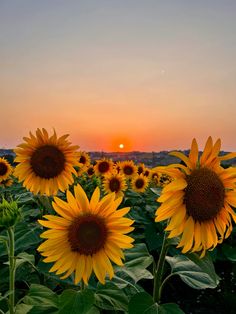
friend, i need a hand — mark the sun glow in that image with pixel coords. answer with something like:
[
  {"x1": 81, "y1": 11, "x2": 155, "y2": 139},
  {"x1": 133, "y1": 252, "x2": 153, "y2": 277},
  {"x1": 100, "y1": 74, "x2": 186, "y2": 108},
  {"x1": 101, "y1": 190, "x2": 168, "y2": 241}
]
[{"x1": 119, "y1": 144, "x2": 124, "y2": 149}]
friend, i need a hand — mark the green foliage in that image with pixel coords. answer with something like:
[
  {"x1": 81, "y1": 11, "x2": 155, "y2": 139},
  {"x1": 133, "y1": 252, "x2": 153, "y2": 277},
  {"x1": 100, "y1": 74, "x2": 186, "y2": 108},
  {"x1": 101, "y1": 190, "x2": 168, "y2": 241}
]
[
  {"x1": 58, "y1": 289, "x2": 95, "y2": 314},
  {"x1": 128, "y1": 292, "x2": 184, "y2": 314},
  {"x1": 1, "y1": 177, "x2": 235, "y2": 313},
  {"x1": 94, "y1": 282, "x2": 129, "y2": 312},
  {"x1": 165, "y1": 254, "x2": 220, "y2": 289}
]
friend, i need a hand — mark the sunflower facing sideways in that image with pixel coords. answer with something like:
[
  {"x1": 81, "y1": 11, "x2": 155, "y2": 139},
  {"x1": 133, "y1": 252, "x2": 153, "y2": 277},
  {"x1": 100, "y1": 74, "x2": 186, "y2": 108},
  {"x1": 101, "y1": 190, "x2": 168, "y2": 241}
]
[
  {"x1": 0, "y1": 157, "x2": 12, "y2": 182},
  {"x1": 78, "y1": 151, "x2": 91, "y2": 167},
  {"x1": 103, "y1": 171, "x2": 127, "y2": 197},
  {"x1": 86, "y1": 165, "x2": 95, "y2": 177},
  {"x1": 38, "y1": 184, "x2": 134, "y2": 285},
  {"x1": 155, "y1": 137, "x2": 236, "y2": 257},
  {"x1": 14, "y1": 128, "x2": 79, "y2": 196}
]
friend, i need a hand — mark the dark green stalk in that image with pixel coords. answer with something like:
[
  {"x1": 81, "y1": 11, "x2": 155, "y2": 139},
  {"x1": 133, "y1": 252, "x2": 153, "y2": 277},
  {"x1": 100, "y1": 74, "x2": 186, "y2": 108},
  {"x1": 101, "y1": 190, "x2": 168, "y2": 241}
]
[
  {"x1": 153, "y1": 231, "x2": 168, "y2": 304},
  {"x1": 7, "y1": 227, "x2": 15, "y2": 314}
]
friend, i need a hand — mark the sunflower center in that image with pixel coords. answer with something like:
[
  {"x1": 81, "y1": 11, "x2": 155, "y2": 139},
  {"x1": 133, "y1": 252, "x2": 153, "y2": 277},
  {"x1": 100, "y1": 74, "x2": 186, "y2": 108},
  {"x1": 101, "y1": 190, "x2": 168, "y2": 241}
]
[
  {"x1": 135, "y1": 178, "x2": 145, "y2": 189},
  {"x1": 185, "y1": 167, "x2": 225, "y2": 222},
  {"x1": 98, "y1": 161, "x2": 109, "y2": 173},
  {"x1": 109, "y1": 178, "x2": 121, "y2": 192},
  {"x1": 30, "y1": 145, "x2": 65, "y2": 179},
  {"x1": 0, "y1": 162, "x2": 8, "y2": 176},
  {"x1": 144, "y1": 170, "x2": 149, "y2": 177},
  {"x1": 68, "y1": 215, "x2": 108, "y2": 255},
  {"x1": 87, "y1": 167, "x2": 95, "y2": 176},
  {"x1": 138, "y1": 166, "x2": 143, "y2": 174},
  {"x1": 124, "y1": 165, "x2": 133, "y2": 175},
  {"x1": 79, "y1": 156, "x2": 86, "y2": 164}
]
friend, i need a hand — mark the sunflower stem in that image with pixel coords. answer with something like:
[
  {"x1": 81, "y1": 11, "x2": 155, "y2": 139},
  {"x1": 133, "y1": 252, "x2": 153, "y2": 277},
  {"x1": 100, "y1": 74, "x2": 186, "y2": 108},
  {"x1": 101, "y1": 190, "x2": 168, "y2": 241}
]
[
  {"x1": 7, "y1": 227, "x2": 16, "y2": 314},
  {"x1": 153, "y1": 231, "x2": 168, "y2": 304},
  {"x1": 80, "y1": 281, "x2": 85, "y2": 291},
  {"x1": 36, "y1": 195, "x2": 52, "y2": 216}
]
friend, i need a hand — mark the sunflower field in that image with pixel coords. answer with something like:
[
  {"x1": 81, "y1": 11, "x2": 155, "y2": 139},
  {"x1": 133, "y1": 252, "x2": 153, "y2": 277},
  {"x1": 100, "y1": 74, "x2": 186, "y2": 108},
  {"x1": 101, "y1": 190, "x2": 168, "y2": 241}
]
[{"x1": 1, "y1": 129, "x2": 236, "y2": 314}]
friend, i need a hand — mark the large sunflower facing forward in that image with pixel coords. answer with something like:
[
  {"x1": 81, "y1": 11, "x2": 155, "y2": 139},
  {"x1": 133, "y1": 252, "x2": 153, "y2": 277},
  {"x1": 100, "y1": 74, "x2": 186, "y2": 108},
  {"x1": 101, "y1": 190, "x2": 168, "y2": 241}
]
[
  {"x1": 38, "y1": 184, "x2": 134, "y2": 285},
  {"x1": 155, "y1": 137, "x2": 236, "y2": 257},
  {"x1": 0, "y1": 157, "x2": 12, "y2": 182},
  {"x1": 14, "y1": 128, "x2": 79, "y2": 196}
]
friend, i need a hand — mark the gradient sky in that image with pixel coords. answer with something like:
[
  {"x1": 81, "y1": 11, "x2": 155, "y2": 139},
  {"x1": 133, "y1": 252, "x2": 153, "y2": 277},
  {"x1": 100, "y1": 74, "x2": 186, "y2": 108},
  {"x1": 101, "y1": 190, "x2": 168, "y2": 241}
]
[{"x1": 1, "y1": 0, "x2": 236, "y2": 152}]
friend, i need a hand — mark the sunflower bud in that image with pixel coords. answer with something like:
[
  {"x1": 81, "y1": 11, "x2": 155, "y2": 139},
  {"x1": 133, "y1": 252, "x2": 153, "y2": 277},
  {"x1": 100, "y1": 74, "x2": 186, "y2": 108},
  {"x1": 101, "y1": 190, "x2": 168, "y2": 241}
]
[{"x1": 0, "y1": 198, "x2": 21, "y2": 229}]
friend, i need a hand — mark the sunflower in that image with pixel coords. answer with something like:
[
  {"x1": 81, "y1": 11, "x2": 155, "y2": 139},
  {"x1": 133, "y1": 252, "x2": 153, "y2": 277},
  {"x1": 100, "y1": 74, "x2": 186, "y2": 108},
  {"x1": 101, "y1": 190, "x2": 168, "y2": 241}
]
[
  {"x1": 158, "y1": 173, "x2": 173, "y2": 187},
  {"x1": 78, "y1": 151, "x2": 91, "y2": 167},
  {"x1": 150, "y1": 169, "x2": 159, "y2": 183},
  {"x1": 131, "y1": 174, "x2": 149, "y2": 193},
  {"x1": 155, "y1": 137, "x2": 236, "y2": 257},
  {"x1": 137, "y1": 163, "x2": 145, "y2": 175},
  {"x1": 0, "y1": 157, "x2": 12, "y2": 182},
  {"x1": 114, "y1": 161, "x2": 122, "y2": 173},
  {"x1": 86, "y1": 165, "x2": 95, "y2": 177},
  {"x1": 103, "y1": 171, "x2": 127, "y2": 197},
  {"x1": 143, "y1": 167, "x2": 151, "y2": 178},
  {"x1": 120, "y1": 161, "x2": 137, "y2": 179},
  {"x1": 94, "y1": 159, "x2": 114, "y2": 176},
  {"x1": 0, "y1": 178, "x2": 13, "y2": 188},
  {"x1": 38, "y1": 184, "x2": 134, "y2": 285},
  {"x1": 14, "y1": 128, "x2": 79, "y2": 196}
]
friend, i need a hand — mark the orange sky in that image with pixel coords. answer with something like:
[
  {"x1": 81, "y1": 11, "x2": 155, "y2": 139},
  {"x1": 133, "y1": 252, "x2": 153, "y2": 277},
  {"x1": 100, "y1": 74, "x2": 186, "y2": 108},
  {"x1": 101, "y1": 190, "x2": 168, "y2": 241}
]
[{"x1": 1, "y1": 2, "x2": 236, "y2": 152}]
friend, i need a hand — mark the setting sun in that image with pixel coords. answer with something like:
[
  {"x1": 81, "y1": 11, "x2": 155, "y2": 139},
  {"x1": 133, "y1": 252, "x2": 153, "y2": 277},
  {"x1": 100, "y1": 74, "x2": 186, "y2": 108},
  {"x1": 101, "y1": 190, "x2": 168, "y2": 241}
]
[{"x1": 119, "y1": 143, "x2": 124, "y2": 149}]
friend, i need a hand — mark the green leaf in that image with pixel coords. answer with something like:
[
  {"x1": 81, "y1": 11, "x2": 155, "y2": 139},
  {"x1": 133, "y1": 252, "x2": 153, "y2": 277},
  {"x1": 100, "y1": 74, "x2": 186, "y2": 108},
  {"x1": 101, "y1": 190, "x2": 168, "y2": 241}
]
[
  {"x1": 145, "y1": 223, "x2": 162, "y2": 251},
  {"x1": 15, "y1": 304, "x2": 33, "y2": 314},
  {"x1": 86, "y1": 307, "x2": 100, "y2": 314},
  {"x1": 166, "y1": 254, "x2": 219, "y2": 289},
  {"x1": 94, "y1": 282, "x2": 129, "y2": 312},
  {"x1": 129, "y1": 293, "x2": 185, "y2": 314},
  {"x1": 58, "y1": 289, "x2": 94, "y2": 314},
  {"x1": 0, "y1": 235, "x2": 7, "y2": 243},
  {"x1": 222, "y1": 244, "x2": 236, "y2": 261},
  {"x1": 129, "y1": 206, "x2": 153, "y2": 225},
  {"x1": 14, "y1": 252, "x2": 35, "y2": 269},
  {"x1": 115, "y1": 243, "x2": 153, "y2": 284},
  {"x1": 124, "y1": 243, "x2": 154, "y2": 268},
  {"x1": 158, "y1": 303, "x2": 185, "y2": 314},
  {"x1": 14, "y1": 223, "x2": 42, "y2": 252},
  {"x1": 150, "y1": 188, "x2": 162, "y2": 197},
  {"x1": 128, "y1": 292, "x2": 158, "y2": 314},
  {"x1": 23, "y1": 284, "x2": 58, "y2": 309},
  {"x1": 17, "y1": 192, "x2": 35, "y2": 205}
]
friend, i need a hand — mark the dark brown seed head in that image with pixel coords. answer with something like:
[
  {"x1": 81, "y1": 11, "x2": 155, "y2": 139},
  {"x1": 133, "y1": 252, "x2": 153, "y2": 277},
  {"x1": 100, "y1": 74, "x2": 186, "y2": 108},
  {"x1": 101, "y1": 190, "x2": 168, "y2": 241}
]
[
  {"x1": 98, "y1": 161, "x2": 110, "y2": 173},
  {"x1": 68, "y1": 215, "x2": 108, "y2": 255},
  {"x1": 185, "y1": 167, "x2": 225, "y2": 222},
  {"x1": 0, "y1": 162, "x2": 8, "y2": 176},
  {"x1": 109, "y1": 177, "x2": 121, "y2": 192},
  {"x1": 30, "y1": 145, "x2": 65, "y2": 179}
]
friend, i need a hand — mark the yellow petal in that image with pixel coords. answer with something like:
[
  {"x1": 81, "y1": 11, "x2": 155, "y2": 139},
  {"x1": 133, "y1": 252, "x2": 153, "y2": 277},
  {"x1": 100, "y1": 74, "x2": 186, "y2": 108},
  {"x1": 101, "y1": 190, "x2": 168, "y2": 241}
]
[
  {"x1": 75, "y1": 254, "x2": 85, "y2": 285},
  {"x1": 169, "y1": 151, "x2": 192, "y2": 169},
  {"x1": 162, "y1": 178, "x2": 187, "y2": 194},
  {"x1": 92, "y1": 254, "x2": 106, "y2": 284},
  {"x1": 200, "y1": 136, "x2": 213, "y2": 165},
  {"x1": 90, "y1": 187, "x2": 100, "y2": 211},
  {"x1": 74, "y1": 184, "x2": 90, "y2": 213},
  {"x1": 177, "y1": 216, "x2": 194, "y2": 252}
]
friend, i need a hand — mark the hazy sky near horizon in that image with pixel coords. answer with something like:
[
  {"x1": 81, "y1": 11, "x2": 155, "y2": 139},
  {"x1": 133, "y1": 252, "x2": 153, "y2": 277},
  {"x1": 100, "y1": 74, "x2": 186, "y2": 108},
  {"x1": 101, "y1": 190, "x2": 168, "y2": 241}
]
[{"x1": 1, "y1": 0, "x2": 236, "y2": 152}]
